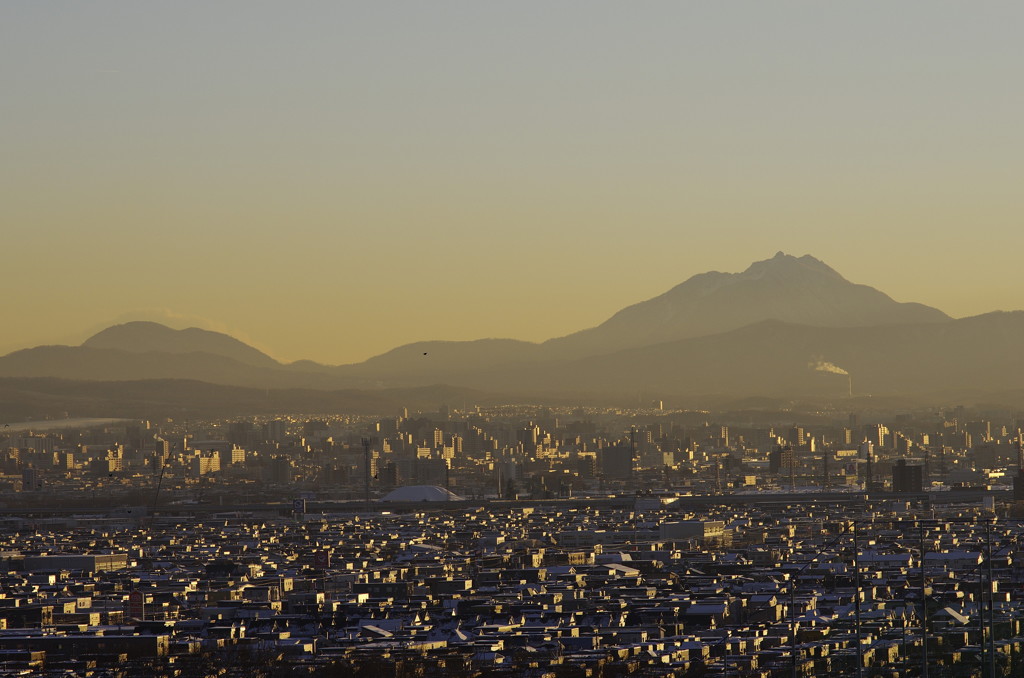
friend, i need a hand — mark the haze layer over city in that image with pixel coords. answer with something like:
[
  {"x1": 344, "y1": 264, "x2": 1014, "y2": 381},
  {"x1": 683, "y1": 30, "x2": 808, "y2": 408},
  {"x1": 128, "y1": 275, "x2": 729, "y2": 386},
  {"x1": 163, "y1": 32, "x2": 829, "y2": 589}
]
[{"x1": 4, "y1": 3, "x2": 1024, "y2": 678}]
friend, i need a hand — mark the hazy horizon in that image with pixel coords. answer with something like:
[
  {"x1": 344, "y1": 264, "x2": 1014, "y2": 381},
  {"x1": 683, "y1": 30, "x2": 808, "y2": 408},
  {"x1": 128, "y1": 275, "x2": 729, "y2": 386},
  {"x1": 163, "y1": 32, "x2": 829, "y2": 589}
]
[
  {"x1": 4, "y1": 3, "x2": 1024, "y2": 364},
  {"x1": 0, "y1": 250, "x2": 1001, "y2": 367}
]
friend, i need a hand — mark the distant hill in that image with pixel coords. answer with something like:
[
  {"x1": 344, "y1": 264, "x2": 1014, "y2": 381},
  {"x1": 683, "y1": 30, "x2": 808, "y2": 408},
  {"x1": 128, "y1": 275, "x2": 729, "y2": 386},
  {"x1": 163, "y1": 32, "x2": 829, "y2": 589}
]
[
  {"x1": 0, "y1": 345, "x2": 348, "y2": 389},
  {"x1": 475, "y1": 312, "x2": 1024, "y2": 400},
  {"x1": 3, "y1": 253, "x2": 1023, "y2": 412},
  {"x1": 340, "y1": 338, "x2": 543, "y2": 382},
  {"x1": 82, "y1": 321, "x2": 279, "y2": 368}
]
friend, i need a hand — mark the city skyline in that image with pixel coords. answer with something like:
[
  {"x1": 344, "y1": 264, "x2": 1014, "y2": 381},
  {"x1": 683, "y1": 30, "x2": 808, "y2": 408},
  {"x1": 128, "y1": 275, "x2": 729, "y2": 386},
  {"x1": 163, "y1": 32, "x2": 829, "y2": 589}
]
[
  {"x1": 4, "y1": 404, "x2": 1021, "y2": 676},
  {"x1": 4, "y1": 3, "x2": 1024, "y2": 364}
]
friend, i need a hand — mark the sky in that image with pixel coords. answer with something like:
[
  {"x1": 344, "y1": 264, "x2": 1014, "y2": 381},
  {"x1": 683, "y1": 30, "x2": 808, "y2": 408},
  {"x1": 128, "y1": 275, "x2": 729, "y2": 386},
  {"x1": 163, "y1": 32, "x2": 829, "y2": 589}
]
[{"x1": 3, "y1": 2, "x2": 1023, "y2": 365}]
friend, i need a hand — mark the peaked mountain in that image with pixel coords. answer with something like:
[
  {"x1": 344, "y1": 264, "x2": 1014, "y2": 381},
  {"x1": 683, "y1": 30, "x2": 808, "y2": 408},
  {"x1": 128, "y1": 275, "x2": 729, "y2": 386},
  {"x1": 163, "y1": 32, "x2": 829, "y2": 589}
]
[
  {"x1": 8, "y1": 252, "x2": 1016, "y2": 411},
  {"x1": 541, "y1": 252, "x2": 951, "y2": 357},
  {"x1": 341, "y1": 252, "x2": 952, "y2": 376},
  {"x1": 82, "y1": 321, "x2": 279, "y2": 368}
]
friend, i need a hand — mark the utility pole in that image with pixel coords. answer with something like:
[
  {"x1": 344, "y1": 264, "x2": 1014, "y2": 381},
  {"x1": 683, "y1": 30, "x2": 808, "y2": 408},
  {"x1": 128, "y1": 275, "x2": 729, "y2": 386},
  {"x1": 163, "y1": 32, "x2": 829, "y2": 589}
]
[
  {"x1": 362, "y1": 437, "x2": 372, "y2": 511},
  {"x1": 979, "y1": 572, "x2": 988, "y2": 678},
  {"x1": 823, "y1": 447, "x2": 830, "y2": 490},
  {"x1": 987, "y1": 519, "x2": 997, "y2": 678},
  {"x1": 854, "y1": 521, "x2": 864, "y2": 678},
  {"x1": 151, "y1": 457, "x2": 167, "y2": 518},
  {"x1": 789, "y1": 447, "x2": 796, "y2": 492},
  {"x1": 865, "y1": 447, "x2": 874, "y2": 492},
  {"x1": 790, "y1": 574, "x2": 798, "y2": 678},
  {"x1": 629, "y1": 427, "x2": 637, "y2": 491},
  {"x1": 921, "y1": 522, "x2": 929, "y2": 678}
]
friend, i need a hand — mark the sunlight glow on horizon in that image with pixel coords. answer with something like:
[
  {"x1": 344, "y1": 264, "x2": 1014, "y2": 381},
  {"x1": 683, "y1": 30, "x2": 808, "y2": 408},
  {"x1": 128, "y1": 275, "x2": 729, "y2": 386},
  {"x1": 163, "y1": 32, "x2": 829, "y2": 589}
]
[{"x1": 2, "y1": 2, "x2": 1023, "y2": 364}]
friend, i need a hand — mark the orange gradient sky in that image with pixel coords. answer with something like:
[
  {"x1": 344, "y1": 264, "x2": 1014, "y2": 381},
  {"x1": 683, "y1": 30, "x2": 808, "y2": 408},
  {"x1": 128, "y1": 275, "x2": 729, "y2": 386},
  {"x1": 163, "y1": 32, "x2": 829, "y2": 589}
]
[{"x1": 3, "y1": 3, "x2": 1023, "y2": 364}]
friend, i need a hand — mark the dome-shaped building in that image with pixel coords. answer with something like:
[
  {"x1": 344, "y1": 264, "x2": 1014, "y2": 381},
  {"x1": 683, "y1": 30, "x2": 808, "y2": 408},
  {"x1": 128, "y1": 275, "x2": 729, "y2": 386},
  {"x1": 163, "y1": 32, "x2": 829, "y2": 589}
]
[{"x1": 380, "y1": 485, "x2": 465, "y2": 502}]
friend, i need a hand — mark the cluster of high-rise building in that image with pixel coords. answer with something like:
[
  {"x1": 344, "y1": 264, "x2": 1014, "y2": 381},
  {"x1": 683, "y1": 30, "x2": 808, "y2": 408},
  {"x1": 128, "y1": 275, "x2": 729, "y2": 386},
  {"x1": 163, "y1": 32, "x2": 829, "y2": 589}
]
[
  {"x1": 3, "y1": 405, "x2": 1024, "y2": 675},
  {"x1": 4, "y1": 405, "x2": 1024, "y2": 505}
]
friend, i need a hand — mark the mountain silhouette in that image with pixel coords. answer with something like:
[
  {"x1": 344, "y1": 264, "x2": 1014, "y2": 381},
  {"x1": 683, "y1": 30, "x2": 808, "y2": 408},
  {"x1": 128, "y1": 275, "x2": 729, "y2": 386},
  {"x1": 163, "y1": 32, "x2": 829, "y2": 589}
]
[
  {"x1": 0, "y1": 345, "x2": 345, "y2": 389},
  {"x1": 469, "y1": 312, "x2": 1024, "y2": 400},
  {"x1": 82, "y1": 321, "x2": 279, "y2": 368},
  {"x1": 4, "y1": 253, "x2": 1022, "y2": 410},
  {"x1": 540, "y1": 252, "x2": 950, "y2": 358},
  {"x1": 351, "y1": 251, "x2": 951, "y2": 373}
]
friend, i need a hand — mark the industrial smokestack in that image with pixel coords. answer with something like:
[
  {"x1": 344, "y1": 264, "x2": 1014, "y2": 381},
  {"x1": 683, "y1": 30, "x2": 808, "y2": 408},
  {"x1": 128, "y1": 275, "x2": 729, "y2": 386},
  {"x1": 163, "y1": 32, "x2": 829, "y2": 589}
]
[{"x1": 810, "y1": 359, "x2": 852, "y2": 397}]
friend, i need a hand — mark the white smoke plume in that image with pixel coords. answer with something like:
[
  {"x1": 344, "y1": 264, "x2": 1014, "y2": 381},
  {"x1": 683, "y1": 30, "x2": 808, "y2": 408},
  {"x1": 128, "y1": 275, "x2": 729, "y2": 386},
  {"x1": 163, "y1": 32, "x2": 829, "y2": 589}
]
[{"x1": 810, "y1": 359, "x2": 849, "y2": 376}]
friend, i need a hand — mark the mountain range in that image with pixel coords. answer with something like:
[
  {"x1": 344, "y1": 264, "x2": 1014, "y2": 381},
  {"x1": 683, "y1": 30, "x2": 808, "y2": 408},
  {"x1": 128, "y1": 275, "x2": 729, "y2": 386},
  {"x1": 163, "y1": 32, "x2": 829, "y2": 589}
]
[{"x1": 3, "y1": 252, "x2": 1022, "y2": 414}]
